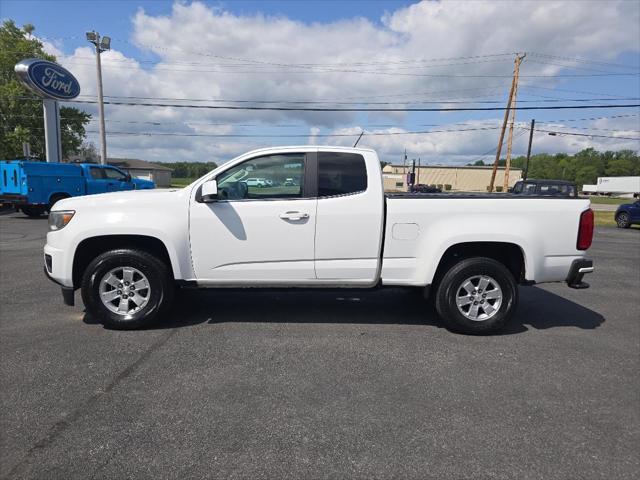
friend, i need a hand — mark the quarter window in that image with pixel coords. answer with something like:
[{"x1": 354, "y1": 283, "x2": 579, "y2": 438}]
[
  {"x1": 318, "y1": 152, "x2": 367, "y2": 197},
  {"x1": 216, "y1": 153, "x2": 305, "y2": 200}
]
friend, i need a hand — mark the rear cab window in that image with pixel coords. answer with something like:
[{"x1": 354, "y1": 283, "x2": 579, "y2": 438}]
[
  {"x1": 318, "y1": 152, "x2": 367, "y2": 197},
  {"x1": 89, "y1": 167, "x2": 106, "y2": 180}
]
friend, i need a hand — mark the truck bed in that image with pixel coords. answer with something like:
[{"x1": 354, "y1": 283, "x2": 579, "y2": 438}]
[
  {"x1": 385, "y1": 192, "x2": 585, "y2": 200},
  {"x1": 381, "y1": 194, "x2": 591, "y2": 286}
]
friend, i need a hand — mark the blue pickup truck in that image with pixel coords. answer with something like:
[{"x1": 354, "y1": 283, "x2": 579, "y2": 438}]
[{"x1": 0, "y1": 161, "x2": 155, "y2": 217}]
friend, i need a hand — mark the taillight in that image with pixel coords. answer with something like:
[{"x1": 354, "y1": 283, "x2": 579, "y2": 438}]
[{"x1": 577, "y1": 209, "x2": 594, "y2": 250}]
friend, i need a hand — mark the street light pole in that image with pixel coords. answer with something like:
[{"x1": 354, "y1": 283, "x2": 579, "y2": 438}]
[{"x1": 86, "y1": 31, "x2": 110, "y2": 165}]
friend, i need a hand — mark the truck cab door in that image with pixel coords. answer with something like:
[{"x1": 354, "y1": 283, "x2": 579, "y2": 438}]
[
  {"x1": 313, "y1": 150, "x2": 384, "y2": 284},
  {"x1": 86, "y1": 166, "x2": 110, "y2": 194},
  {"x1": 103, "y1": 167, "x2": 134, "y2": 192},
  {"x1": 189, "y1": 152, "x2": 317, "y2": 283}
]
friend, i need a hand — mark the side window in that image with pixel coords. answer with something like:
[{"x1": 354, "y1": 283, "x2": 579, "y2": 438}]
[
  {"x1": 104, "y1": 168, "x2": 128, "y2": 181},
  {"x1": 318, "y1": 152, "x2": 367, "y2": 197},
  {"x1": 523, "y1": 183, "x2": 536, "y2": 194},
  {"x1": 216, "y1": 153, "x2": 305, "y2": 200},
  {"x1": 513, "y1": 182, "x2": 523, "y2": 193},
  {"x1": 89, "y1": 167, "x2": 106, "y2": 180}
]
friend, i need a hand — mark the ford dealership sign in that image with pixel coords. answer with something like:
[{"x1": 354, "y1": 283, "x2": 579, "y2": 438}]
[{"x1": 14, "y1": 58, "x2": 80, "y2": 100}]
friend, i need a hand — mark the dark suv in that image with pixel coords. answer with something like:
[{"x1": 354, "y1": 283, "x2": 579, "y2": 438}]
[
  {"x1": 615, "y1": 200, "x2": 640, "y2": 228},
  {"x1": 511, "y1": 179, "x2": 578, "y2": 197}
]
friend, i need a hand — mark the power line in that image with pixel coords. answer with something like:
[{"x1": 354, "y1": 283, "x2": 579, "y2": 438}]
[
  {"x1": 526, "y1": 59, "x2": 639, "y2": 74},
  {"x1": 26, "y1": 60, "x2": 640, "y2": 77},
  {"x1": 534, "y1": 113, "x2": 639, "y2": 123},
  {"x1": 110, "y1": 42, "x2": 520, "y2": 68},
  {"x1": 70, "y1": 94, "x2": 640, "y2": 105},
  {"x1": 63, "y1": 99, "x2": 640, "y2": 112},
  {"x1": 531, "y1": 128, "x2": 640, "y2": 141},
  {"x1": 24, "y1": 126, "x2": 504, "y2": 138},
  {"x1": 528, "y1": 52, "x2": 640, "y2": 70},
  {"x1": 520, "y1": 85, "x2": 636, "y2": 99},
  {"x1": 534, "y1": 124, "x2": 640, "y2": 133},
  {"x1": 16, "y1": 92, "x2": 640, "y2": 107}
]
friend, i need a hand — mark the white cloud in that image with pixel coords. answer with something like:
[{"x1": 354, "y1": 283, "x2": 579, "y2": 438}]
[{"x1": 55, "y1": 0, "x2": 639, "y2": 164}]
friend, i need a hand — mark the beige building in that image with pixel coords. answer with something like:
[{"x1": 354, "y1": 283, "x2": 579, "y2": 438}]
[{"x1": 382, "y1": 164, "x2": 523, "y2": 192}]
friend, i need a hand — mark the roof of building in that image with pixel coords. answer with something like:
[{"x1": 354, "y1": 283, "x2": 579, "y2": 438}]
[{"x1": 108, "y1": 158, "x2": 173, "y2": 172}]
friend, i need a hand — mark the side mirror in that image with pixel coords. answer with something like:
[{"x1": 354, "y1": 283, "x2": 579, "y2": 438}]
[{"x1": 201, "y1": 179, "x2": 218, "y2": 202}]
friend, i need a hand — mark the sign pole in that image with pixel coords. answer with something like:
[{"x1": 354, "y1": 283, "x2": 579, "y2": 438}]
[
  {"x1": 43, "y1": 98, "x2": 62, "y2": 163},
  {"x1": 14, "y1": 58, "x2": 81, "y2": 163}
]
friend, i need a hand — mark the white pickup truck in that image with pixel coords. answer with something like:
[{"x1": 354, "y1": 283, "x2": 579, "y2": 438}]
[{"x1": 44, "y1": 146, "x2": 594, "y2": 334}]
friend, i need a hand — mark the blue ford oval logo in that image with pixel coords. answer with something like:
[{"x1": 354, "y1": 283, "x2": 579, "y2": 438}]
[{"x1": 15, "y1": 58, "x2": 80, "y2": 100}]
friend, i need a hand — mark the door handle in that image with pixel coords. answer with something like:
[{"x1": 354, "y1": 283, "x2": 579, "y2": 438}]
[{"x1": 279, "y1": 211, "x2": 309, "y2": 221}]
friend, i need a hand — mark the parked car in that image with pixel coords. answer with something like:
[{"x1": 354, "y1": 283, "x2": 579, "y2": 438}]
[
  {"x1": 44, "y1": 146, "x2": 594, "y2": 334},
  {"x1": 284, "y1": 178, "x2": 296, "y2": 186},
  {"x1": 510, "y1": 179, "x2": 578, "y2": 197},
  {"x1": 615, "y1": 200, "x2": 640, "y2": 228},
  {"x1": 0, "y1": 161, "x2": 154, "y2": 217},
  {"x1": 410, "y1": 184, "x2": 442, "y2": 193},
  {"x1": 244, "y1": 177, "x2": 269, "y2": 188}
]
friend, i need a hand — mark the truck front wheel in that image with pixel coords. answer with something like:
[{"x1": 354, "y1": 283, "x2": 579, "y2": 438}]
[
  {"x1": 81, "y1": 249, "x2": 174, "y2": 330},
  {"x1": 21, "y1": 205, "x2": 46, "y2": 217},
  {"x1": 434, "y1": 257, "x2": 518, "y2": 335}
]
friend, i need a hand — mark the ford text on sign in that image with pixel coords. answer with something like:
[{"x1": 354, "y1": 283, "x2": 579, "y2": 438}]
[{"x1": 14, "y1": 59, "x2": 80, "y2": 100}]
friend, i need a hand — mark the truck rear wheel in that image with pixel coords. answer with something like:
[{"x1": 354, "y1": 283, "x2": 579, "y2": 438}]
[
  {"x1": 81, "y1": 249, "x2": 174, "y2": 330},
  {"x1": 434, "y1": 257, "x2": 518, "y2": 335}
]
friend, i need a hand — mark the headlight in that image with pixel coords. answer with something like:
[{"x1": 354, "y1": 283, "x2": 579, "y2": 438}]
[{"x1": 48, "y1": 210, "x2": 75, "y2": 231}]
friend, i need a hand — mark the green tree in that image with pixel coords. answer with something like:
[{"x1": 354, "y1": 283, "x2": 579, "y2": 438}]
[
  {"x1": 0, "y1": 20, "x2": 90, "y2": 160},
  {"x1": 575, "y1": 166, "x2": 599, "y2": 186},
  {"x1": 162, "y1": 161, "x2": 218, "y2": 178}
]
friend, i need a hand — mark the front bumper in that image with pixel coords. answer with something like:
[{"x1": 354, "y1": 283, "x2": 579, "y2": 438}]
[
  {"x1": 44, "y1": 241, "x2": 75, "y2": 306},
  {"x1": 566, "y1": 258, "x2": 594, "y2": 289},
  {"x1": 44, "y1": 266, "x2": 75, "y2": 306}
]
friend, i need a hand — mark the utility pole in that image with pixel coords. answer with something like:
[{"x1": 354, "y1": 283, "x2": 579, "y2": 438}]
[
  {"x1": 417, "y1": 157, "x2": 421, "y2": 185},
  {"x1": 86, "y1": 31, "x2": 111, "y2": 165},
  {"x1": 489, "y1": 53, "x2": 526, "y2": 192},
  {"x1": 524, "y1": 119, "x2": 535, "y2": 180},
  {"x1": 502, "y1": 58, "x2": 522, "y2": 192}
]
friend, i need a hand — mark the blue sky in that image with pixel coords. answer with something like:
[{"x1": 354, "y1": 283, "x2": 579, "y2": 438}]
[{"x1": 2, "y1": 0, "x2": 639, "y2": 164}]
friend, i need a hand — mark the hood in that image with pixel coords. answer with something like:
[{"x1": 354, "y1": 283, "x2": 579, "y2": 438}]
[
  {"x1": 132, "y1": 178, "x2": 155, "y2": 189},
  {"x1": 618, "y1": 202, "x2": 635, "y2": 210},
  {"x1": 52, "y1": 187, "x2": 184, "y2": 212}
]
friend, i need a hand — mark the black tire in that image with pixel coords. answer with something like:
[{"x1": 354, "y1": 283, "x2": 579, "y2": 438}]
[
  {"x1": 616, "y1": 212, "x2": 631, "y2": 229},
  {"x1": 48, "y1": 193, "x2": 70, "y2": 211},
  {"x1": 434, "y1": 257, "x2": 518, "y2": 335},
  {"x1": 20, "y1": 205, "x2": 46, "y2": 217},
  {"x1": 81, "y1": 249, "x2": 174, "y2": 330}
]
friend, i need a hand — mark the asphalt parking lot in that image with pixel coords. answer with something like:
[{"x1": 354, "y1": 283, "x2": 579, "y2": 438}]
[{"x1": 0, "y1": 211, "x2": 638, "y2": 479}]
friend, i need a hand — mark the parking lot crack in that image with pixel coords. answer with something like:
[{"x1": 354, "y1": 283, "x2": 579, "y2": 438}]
[{"x1": 5, "y1": 329, "x2": 177, "y2": 478}]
